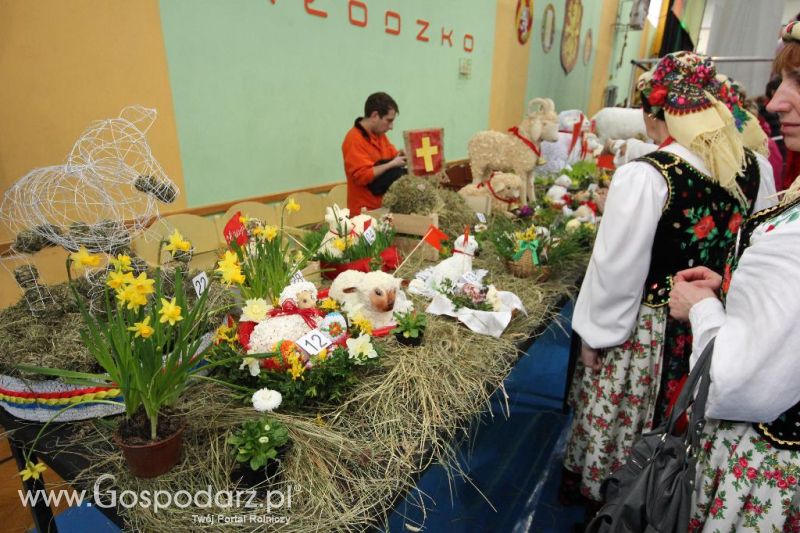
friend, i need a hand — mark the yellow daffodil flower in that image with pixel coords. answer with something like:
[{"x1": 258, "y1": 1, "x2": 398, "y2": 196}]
[
  {"x1": 285, "y1": 197, "x2": 300, "y2": 213},
  {"x1": 116, "y1": 284, "x2": 148, "y2": 310},
  {"x1": 333, "y1": 237, "x2": 347, "y2": 251},
  {"x1": 129, "y1": 272, "x2": 155, "y2": 297},
  {"x1": 70, "y1": 246, "x2": 101, "y2": 271},
  {"x1": 158, "y1": 297, "x2": 183, "y2": 326},
  {"x1": 252, "y1": 225, "x2": 278, "y2": 242},
  {"x1": 164, "y1": 229, "x2": 191, "y2": 254},
  {"x1": 19, "y1": 461, "x2": 47, "y2": 481},
  {"x1": 217, "y1": 250, "x2": 240, "y2": 270},
  {"x1": 106, "y1": 270, "x2": 134, "y2": 290},
  {"x1": 239, "y1": 214, "x2": 251, "y2": 224},
  {"x1": 287, "y1": 352, "x2": 305, "y2": 381},
  {"x1": 109, "y1": 254, "x2": 133, "y2": 272},
  {"x1": 217, "y1": 262, "x2": 246, "y2": 285},
  {"x1": 127, "y1": 316, "x2": 154, "y2": 339},
  {"x1": 316, "y1": 348, "x2": 329, "y2": 361},
  {"x1": 214, "y1": 323, "x2": 237, "y2": 344}
]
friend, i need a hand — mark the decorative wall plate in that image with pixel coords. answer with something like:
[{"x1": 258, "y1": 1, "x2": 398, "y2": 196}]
[{"x1": 541, "y1": 4, "x2": 555, "y2": 53}]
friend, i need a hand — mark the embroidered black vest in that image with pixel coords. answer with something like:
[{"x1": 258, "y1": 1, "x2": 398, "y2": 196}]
[
  {"x1": 722, "y1": 195, "x2": 800, "y2": 450},
  {"x1": 635, "y1": 150, "x2": 761, "y2": 307}
]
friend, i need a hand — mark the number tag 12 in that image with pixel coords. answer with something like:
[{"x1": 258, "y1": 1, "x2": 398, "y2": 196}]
[{"x1": 297, "y1": 329, "x2": 333, "y2": 356}]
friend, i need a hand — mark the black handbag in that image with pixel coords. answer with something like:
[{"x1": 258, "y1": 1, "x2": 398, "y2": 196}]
[
  {"x1": 586, "y1": 338, "x2": 715, "y2": 533},
  {"x1": 366, "y1": 158, "x2": 407, "y2": 196}
]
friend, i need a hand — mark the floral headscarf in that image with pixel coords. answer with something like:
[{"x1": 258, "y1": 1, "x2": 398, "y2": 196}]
[
  {"x1": 637, "y1": 51, "x2": 748, "y2": 205},
  {"x1": 715, "y1": 73, "x2": 769, "y2": 157}
]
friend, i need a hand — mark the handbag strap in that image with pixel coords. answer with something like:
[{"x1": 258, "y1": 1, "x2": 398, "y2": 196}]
[{"x1": 664, "y1": 337, "x2": 715, "y2": 450}]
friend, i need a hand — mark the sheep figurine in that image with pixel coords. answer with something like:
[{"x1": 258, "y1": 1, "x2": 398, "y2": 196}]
[
  {"x1": 427, "y1": 232, "x2": 479, "y2": 289},
  {"x1": 457, "y1": 172, "x2": 523, "y2": 216},
  {"x1": 247, "y1": 281, "x2": 321, "y2": 355},
  {"x1": 319, "y1": 204, "x2": 354, "y2": 258},
  {"x1": 540, "y1": 110, "x2": 604, "y2": 174},
  {"x1": 329, "y1": 270, "x2": 412, "y2": 329},
  {"x1": 591, "y1": 107, "x2": 648, "y2": 144},
  {"x1": 350, "y1": 213, "x2": 378, "y2": 236},
  {"x1": 467, "y1": 97, "x2": 560, "y2": 205}
]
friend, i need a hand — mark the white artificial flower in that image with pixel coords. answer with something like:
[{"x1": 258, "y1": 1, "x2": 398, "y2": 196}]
[
  {"x1": 565, "y1": 218, "x2": 582, "y2": 234},
  {"x1": 252, "y1": 387, "x2": 282, "y2": 412},
  {"x1": 239, "y1": 356, "x2": 261, "y2": 377},
  {"x1": 486, "y1": 285, "x2": 503, "y2": 312},
  {"x1": 241, "y1": 298, "x2": 271, "y2": 322},
  {"x1": 345, "y1": 334, "x2": 378, "y2": 365},
  {"x1": 474, "y1": 223, "x2": 488, "y2": 233}
]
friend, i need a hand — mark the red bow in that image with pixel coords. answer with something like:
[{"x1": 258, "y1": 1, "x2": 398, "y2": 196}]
[
  {"x1": 268, "y1": 300, "x2": 323, "y2": 329},
  {"x1": 507, "y1": 126, "x2": 541, "y2": 157},
  {"x1": 477, "y1": 172, "x2": 518, "y2": 205}
]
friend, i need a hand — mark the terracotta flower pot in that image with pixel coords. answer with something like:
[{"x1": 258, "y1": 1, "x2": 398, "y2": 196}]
[{"x1": 115, "y1": 425, "x2": 185, "y2": 478}]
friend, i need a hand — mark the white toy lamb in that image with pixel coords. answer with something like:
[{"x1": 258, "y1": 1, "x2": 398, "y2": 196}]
[
  {"x1": 319, "y1": 205, "x2": 354, "y2": 258},
  {"x1": 329, "y1": 270, "x2": 412, "y2": 329}
]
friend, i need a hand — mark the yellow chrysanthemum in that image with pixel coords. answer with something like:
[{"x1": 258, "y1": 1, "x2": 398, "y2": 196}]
[
  {"x1": 319, "y1": 298, "x2": 339, "y2": 311},
  {"x1": 158, "y1": 297, "x2": 183, "y2": 326},
  {"x1": 285, "y1": 197, "x2": 300, "y2": 213},
  {"x1": 18, "y1": 461, "x2": 47, "y2": 481},
  {"x1": 351, "y1": 313, "x2": 373, "y2": 335},
  {"x1": 109, "y1": 254, "x2": 133, "y2": 272},
  {"x1": 70, "y1": 246, "x2": 101, "y2": 271},
  {"x1": 116, "y1": 285, "x2": 148, "y2": 310},
  {"x1": 164, "y1": 229, "x2": 191, "y2": 254},
  {"x1": 127, "y1": 316, "x2": 154, "y2": 339},
  {"x1": 106, "y1": 270, "x2": 134, "y2": 290}
]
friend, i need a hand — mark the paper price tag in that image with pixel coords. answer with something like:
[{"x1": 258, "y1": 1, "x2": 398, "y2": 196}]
[
  {"x1": 363, "y1": 225, "x2": 377, "y2": 244},
  {"x1": 476, "y1": 212, "x2": 487, "y2": 224},
  {"x1": 191, "y1": 272, "x2": 209, "y2": 297},
  {"x1": 297, "y1": 329, "x2": 334, "y2": 356},
  {"x1": 290, "y1": 270, "x2": 306, "y2": 284},
  {"x1": 460, "y1": 271, "x2": 480, "y2": 286}
]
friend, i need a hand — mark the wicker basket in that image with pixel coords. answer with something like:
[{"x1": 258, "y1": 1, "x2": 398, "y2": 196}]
[{"x1": 507, "y1": 249, "x2": 551, "y2": 281}]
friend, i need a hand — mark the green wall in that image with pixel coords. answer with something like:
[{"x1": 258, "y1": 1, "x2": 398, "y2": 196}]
[
  {"x1": 159, "y1": 0, "x2": 496, "y2": 207},
  {"x1": 606, "y1": 24, "x2": 645, "y2": 107},
  {"x1": 525, "y1": 0, "x2": 605, "y2": 113}
]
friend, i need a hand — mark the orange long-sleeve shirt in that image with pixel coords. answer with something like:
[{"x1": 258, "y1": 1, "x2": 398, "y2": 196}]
[{"x1": 341, "y1": 118, "x2": 398, "y2": 213}]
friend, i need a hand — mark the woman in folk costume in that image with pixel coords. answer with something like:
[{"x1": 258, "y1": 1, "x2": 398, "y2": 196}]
[
  {"x1": 561, "y1": 51, "x2": 777, "y2": 506},
  {"x1": 669, "y1": 22, "x2": 800, "y2": 532}
]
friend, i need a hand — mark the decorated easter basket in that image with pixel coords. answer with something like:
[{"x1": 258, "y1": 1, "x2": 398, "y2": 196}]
[{"x1": 507, "y1": 249, "x2": 551, "y2": 281}]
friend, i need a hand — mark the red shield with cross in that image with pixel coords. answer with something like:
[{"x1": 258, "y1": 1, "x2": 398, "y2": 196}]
[{"x1": 404, "y1": 128, "x2": 444, "y2": 176}]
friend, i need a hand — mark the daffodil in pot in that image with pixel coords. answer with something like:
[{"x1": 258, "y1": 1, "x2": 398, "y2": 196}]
[{"x1": 18, "y1": 231, "x2": 214, "y2": 478}]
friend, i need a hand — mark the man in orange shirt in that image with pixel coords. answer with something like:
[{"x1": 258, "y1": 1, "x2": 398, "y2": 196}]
[{"x1": 342, "y1": 92, "x2": 407, "y2": 213}]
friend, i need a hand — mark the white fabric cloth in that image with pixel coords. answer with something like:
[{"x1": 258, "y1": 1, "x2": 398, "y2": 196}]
[
  {"x1": 573, "y1": 143, "x2": 776, "y2": 349},
  {"x1": 688, "y1": 201, "x2": 800, "y2": 422}
]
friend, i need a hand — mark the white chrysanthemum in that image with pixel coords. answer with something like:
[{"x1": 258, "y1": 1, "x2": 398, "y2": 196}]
[
  {"x1": 252, "y1": 388, "x2": 282, "y2": 412},
  {"x1": 241, "y1": 298, "x2": 271, "y2": 322},
  {"x1": 345, "y1": 334, "x2": 378, "y2": 365}
]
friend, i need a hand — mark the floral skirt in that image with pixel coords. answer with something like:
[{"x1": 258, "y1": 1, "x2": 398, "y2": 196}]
[
  {"x1": 563, "y1": 305, "x2": 667, "y2": 501},
  {"x1": 689, "y1": 420, "x2": 800, "y2": 532}
]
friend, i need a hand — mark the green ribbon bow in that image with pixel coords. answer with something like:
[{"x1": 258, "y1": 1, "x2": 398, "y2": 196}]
[{"x1": 513, "y1": 239, "x2": 540, "y2": 264}]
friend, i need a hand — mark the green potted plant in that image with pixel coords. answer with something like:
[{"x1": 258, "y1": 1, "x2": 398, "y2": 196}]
[
  {"x1": 18, "y1": 232, "x2": 214, "y2": 478},
  {"x1": 391, "y1": 310, "x2": 427, "y2": 347},
  {"x1": 228, "y1": 415, "x2": 290, "y2": 488}
]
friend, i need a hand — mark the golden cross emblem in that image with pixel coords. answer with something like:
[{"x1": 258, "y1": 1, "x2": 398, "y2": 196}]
[{"x1": 415, "y1": 136, "x2": 439, "y2": 172}]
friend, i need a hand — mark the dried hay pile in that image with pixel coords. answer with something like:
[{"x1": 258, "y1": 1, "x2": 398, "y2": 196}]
[{"x1": 10, "y1": 227, "x2": 588, "y2": 532}]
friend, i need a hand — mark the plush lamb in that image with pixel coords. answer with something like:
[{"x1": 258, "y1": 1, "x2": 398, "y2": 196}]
[
  {"x1": 349, "y1": 213, "x2": 377, "y2": 236},
  {"x1": 319, "y1": 205, "x2": 354, "y2": 258},
  {"x1": 329, "y1": 270, "x2": 412, "y2": 329},
  {"x1": 247, "y1": 281, "x2": 321, "y2": 355},
  {"x1": 591, "y1": 107, "x2": 648, "y2": 144},
  {"x1": 427, "y1": 233, "x2": 479, "y2": 289},
  {"x1": 540, "y1": 110, "x2": 602, "y2": 174},
  {"x1": 457, "y1": 172, "x2": 523, "y2": 215}
]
